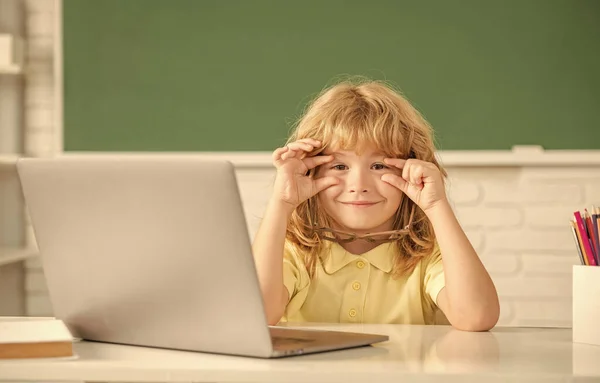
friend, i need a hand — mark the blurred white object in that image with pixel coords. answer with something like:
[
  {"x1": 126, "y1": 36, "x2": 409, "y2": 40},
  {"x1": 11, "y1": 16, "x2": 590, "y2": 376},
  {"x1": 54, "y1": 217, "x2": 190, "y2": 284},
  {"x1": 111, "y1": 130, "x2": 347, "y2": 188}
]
[
  {"x1": 0, "y1": 34, "x2": 23, "y2": 73},
  {"x1": 573, "y1": 265, "x2": 600, "y2": 346}
]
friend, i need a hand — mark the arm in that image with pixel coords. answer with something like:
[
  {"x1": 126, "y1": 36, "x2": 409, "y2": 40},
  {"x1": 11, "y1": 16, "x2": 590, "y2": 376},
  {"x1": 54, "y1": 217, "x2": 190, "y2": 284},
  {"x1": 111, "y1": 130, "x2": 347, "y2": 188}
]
[
  {"x1": 252, "y1": 139, "x2": 337, "y2": 325},
  {"x1": 252, "y1": 199, "x2": 292, "y2": 325},
  {"x1": 427, "y1": 201, "x2": 500, "y2": 331},
  {"x1": 381, "y1": 157, "x2": 499, "y2": 331}
]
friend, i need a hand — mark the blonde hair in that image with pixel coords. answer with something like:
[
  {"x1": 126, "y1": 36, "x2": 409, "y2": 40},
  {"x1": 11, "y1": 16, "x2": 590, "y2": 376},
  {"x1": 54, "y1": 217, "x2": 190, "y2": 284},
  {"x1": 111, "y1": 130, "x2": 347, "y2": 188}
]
[{"x1": 285, "y1": 77, "x2": 447, "y2": 278}]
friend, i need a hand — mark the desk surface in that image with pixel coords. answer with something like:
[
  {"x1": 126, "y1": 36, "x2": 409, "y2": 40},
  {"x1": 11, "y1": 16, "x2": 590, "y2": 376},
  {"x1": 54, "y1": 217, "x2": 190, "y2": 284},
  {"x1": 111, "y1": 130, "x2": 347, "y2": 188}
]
[{"x1": 1, "y1": 322, "x2": 599, "y2": 383}]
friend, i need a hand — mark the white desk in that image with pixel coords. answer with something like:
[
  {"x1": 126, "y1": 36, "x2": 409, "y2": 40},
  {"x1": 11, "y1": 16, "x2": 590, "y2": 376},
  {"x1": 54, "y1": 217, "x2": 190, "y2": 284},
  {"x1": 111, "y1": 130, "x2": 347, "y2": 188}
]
[{"x1": 1, "y1": 322, "x2": 599, "y2": 383}]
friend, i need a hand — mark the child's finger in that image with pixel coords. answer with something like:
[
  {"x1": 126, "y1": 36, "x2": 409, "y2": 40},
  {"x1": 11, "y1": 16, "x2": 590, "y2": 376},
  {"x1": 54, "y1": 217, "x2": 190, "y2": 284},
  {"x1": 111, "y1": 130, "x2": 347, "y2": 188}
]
[
  {"x1": 287, "y1": 141, "x2": 315, "y2": 152},
  {"x1": 384, "y1": 158, "x2": 406, "y2": 169},
  {"x1": 402, "y1": 161, "x2": 419, "y2": 184},
  {"x1": 403, "y1": 162, "x2": 424, "y2": 187},
  {"x1": 284, "y1": 148, "x2": 306, "y2": 160},
  {"x1": 313, "y1": 176, "x2": 340, "y2": 194},
  {"x1": 381, "y1": 174, "x2": 409, "y2": 193},
  {"x1": 296, "y1": 138, "x2": 321, "y2": 147},
  {"x1": 281, "y1": 151, "x2": 292, "y2": 160},
  {"x1": 303, "y1": 155, "x2": 334, "y2": 170},
  {"x1": 272, "y1": 147, "x2": 289, "y2": 163}
]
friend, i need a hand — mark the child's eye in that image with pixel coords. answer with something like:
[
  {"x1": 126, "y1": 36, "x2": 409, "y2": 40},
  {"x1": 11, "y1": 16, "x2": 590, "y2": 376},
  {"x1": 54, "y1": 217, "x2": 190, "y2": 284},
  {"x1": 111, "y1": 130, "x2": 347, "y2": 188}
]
[
  {"x1": 372, "y1": 163, "x2": 388, "y2": 170},
  {"x1": 331, "y1": 164, "x2": 348, "y2": 171}
]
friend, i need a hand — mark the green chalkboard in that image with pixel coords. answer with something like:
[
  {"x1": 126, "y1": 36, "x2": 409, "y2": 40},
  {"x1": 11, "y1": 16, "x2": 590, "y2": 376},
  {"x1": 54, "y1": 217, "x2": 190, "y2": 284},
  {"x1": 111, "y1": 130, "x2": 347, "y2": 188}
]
[{"x1": 63, "y1": 0, "x2": 600, "y2": 151}]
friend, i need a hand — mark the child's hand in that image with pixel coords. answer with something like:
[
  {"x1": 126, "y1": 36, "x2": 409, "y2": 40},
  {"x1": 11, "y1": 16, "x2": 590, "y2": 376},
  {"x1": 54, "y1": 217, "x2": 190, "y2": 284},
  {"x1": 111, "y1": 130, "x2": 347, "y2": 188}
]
[
  {"x1": 271, "y1": 139, "x2": 339, "y2": 211},
  {"x1": 381, "y1": 158, "x2": 447, "y2": 214}
]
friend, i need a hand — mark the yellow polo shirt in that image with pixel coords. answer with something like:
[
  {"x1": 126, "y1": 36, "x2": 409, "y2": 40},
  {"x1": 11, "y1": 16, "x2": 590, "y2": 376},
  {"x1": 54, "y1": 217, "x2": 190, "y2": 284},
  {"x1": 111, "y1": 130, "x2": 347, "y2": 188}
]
[{"x1": 280, "y1": 241, "x2": 446, "y2": 325}]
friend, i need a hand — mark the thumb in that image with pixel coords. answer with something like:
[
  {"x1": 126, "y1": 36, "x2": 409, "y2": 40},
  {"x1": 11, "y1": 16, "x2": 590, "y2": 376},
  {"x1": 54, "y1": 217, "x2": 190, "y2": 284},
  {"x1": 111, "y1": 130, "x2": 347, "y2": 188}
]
[
  {"x1": 313, "y1": 176, "x2": 339, "y2": 194},
  {"x1": 381, "y1": 174, "x2": 409, "y2": 193}
]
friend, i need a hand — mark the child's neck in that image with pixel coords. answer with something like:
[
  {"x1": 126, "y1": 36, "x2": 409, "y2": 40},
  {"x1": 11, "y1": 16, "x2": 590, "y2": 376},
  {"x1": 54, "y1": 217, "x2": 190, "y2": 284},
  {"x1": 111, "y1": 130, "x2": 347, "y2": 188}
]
[{"x1": 339, "y1": 240, "x2": 386, "y2": 255}]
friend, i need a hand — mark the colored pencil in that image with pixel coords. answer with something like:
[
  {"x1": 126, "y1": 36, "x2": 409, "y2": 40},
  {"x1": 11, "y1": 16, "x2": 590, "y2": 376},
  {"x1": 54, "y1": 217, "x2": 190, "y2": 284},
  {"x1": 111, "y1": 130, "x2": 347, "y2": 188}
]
[
  {"x1": 575, "y1": 211, "x2": 597, "y2": 266},
  {"x1": 592, "y1": 206, "x2": 600, "y2": 261},
  {"x1": 585, "y1": 209, "x2": 597, "y2": 261},
  {"x1": 571, "y1": 220, "x2": 586, "y2": 265}
]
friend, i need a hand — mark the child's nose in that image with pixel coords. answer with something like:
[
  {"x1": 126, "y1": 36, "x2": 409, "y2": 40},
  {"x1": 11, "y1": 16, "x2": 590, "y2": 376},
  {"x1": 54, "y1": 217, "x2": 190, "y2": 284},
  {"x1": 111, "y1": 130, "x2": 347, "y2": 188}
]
[{"x1": 347, "y1": 169, "x2": 371, "y2": 193}]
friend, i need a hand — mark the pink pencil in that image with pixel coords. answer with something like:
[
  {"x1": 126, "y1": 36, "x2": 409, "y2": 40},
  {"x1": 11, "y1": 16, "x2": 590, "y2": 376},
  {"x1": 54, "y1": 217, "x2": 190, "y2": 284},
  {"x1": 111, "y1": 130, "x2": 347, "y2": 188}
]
[{"x1": 575, "y1": 211, "x2": 597, "y2": 266}]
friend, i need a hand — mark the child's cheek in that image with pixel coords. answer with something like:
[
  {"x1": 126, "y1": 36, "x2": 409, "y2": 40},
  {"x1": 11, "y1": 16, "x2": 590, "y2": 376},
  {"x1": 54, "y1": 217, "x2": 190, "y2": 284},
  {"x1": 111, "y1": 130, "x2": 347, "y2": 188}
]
[{"x1": 319, "y1": 183, "x2": 342, "y2": 200}]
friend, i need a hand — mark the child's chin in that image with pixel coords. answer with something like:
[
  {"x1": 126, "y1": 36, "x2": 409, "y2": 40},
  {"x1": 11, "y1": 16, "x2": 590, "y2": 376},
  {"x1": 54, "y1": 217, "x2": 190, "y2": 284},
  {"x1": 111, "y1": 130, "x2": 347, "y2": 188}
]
[{"x1": 340, "y1": 222, "x2": 379, "y2": 232}]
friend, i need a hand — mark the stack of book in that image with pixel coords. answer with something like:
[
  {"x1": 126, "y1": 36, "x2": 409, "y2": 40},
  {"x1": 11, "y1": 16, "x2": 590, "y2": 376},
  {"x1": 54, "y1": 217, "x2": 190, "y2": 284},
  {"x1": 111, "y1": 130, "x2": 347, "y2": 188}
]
[
  {"x1": 0, "y1": 318, "x2": 74, "y2": 360},
  {"x1": 571, "y1": 206, "x2": 600, "y2": 266}
]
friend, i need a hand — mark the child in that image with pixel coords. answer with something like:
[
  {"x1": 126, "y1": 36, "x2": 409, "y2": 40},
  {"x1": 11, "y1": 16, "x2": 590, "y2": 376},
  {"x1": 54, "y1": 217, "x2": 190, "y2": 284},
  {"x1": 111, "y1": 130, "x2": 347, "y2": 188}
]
[{"x1": 252, "y1": 78, "x2": 500, "y2": 331}]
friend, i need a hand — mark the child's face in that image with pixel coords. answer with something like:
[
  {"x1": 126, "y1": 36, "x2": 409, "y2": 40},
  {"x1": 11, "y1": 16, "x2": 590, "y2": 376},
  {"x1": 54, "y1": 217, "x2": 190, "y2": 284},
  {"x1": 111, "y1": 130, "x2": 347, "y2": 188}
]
[{"x1": 314, "y1": 145, "x2": 403, "y2": 234}]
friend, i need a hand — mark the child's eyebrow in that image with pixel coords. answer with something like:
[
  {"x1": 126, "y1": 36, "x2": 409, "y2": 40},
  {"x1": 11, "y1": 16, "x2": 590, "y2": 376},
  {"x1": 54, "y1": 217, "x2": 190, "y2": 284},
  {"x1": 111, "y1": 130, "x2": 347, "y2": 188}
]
[
  {"x1": 365, "y1": 153, "x2": 387, "y2": 160},
  {"x1": 323, "y1": 151, "x2": 346, "y2": 158},
  {"x1": 324, "y1": 152, "x2": 388, "y2": 159}
]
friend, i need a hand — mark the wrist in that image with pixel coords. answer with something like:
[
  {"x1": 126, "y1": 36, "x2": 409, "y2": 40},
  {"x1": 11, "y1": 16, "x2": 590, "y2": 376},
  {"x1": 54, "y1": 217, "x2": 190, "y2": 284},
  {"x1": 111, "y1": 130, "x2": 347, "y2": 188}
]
[
  {"x1": 423, "y1": 199, "x2": 452, "y2": 220},
  {"x1": 268, "y1": 196, "x2": 296, "y2": 219}
]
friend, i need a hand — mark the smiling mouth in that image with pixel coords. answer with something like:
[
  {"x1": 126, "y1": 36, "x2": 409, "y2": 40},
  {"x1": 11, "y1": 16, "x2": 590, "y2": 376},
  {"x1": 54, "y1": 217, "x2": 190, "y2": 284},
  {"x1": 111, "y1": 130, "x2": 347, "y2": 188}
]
[{"x1": 341, "y1": 201, "x2": 380, "y2": 207}]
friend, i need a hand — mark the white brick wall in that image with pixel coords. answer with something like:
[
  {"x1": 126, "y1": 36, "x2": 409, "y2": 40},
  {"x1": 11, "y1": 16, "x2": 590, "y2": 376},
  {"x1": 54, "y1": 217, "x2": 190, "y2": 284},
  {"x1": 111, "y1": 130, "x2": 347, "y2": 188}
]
[
  {"x1": 445, "y1": 167, "x2": 598, "y2": 328},
  {"x1": 20, "y1": 0, "x2": 597, "y2": 327}
]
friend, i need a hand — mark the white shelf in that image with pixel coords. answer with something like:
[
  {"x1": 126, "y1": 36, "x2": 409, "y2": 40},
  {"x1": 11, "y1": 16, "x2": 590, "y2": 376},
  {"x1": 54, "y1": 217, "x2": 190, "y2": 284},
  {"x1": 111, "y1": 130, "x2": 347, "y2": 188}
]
[
  {"x1": 0, "y1": 65, "x2": 22, "y2": 74},
  {"x1": 0, "y1": 154, "x2": 19, "y2": 166},
  {"x1": 63, "y1": 148, "x2": 600, "y2": 168},
  {"x1": 0, "y1": 247, "x2": 39, "y2": 267}
]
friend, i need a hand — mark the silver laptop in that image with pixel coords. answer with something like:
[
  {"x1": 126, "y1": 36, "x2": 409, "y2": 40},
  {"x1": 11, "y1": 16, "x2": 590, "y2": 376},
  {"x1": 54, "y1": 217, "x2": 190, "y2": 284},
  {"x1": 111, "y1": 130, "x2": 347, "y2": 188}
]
[{"x1": 16, "y1": 156, "x2": 388, "y2": 358}]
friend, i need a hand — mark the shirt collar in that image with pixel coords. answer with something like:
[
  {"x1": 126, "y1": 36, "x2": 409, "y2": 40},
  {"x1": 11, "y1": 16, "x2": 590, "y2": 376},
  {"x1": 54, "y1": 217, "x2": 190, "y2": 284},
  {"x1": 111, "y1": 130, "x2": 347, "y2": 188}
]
[{"x1": 321, "y1": 242, "x2": 396, "y2": 274}]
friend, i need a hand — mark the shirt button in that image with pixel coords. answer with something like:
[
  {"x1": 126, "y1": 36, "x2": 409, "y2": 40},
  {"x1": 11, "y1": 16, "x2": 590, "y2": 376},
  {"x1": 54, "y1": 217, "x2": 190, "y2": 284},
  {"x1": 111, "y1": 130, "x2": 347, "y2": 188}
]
[
  {"x1": 352, "y1": 282, "x2": 361, "y2": 291},
  {"x1": 356, "y1": 261, "x2": 365, "y2": 269},
  {"x1": 349, "y1": 309, "x2": 357, "y2": 318}
]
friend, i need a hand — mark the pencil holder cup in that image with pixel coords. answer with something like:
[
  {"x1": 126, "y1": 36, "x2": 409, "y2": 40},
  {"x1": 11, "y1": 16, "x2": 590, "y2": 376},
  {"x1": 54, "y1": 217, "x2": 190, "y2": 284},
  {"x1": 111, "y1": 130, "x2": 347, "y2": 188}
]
[{"x1": 573, "y1": 265, "x2": 600, "y2": 346}]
